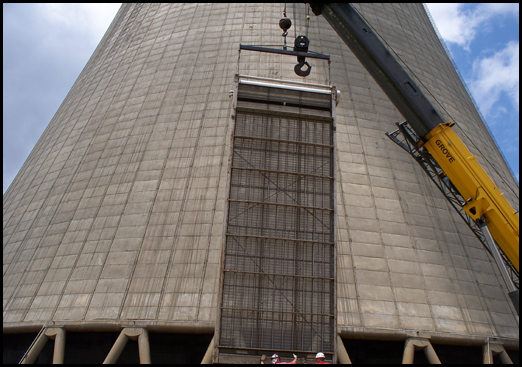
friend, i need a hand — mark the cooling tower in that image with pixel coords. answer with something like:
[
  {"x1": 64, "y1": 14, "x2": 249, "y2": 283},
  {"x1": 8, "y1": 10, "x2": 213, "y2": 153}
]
[{"x1": 3, "y1": 3, "x2": 519, "y2": 364}]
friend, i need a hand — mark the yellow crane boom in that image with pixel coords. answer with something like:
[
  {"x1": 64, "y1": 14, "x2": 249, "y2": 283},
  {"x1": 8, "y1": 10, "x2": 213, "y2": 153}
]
[
  {"x1": 311, "y1": 3, "x2": 519, "y2": 313},
  {"x1": 421, "y1": 122, "x2": 519, "y2": 271}
]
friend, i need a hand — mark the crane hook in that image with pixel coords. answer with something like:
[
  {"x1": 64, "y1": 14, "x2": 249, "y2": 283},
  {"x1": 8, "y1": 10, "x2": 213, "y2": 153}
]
[
  {"x1": 294, "y1": 35, "x2": 311, "y2": 77},
  {"x1": 294, "y1": 58, "x2": 311, "y2": 77}
]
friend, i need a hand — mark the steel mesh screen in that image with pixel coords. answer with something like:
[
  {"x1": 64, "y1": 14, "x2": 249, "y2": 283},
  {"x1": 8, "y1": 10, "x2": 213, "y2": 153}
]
[
  {"x1": 234, "y1": 113, "x2": 333, "y2": 145},
  {"x1": 219, "y1": 106, "x2": 335, "y2": 356}
]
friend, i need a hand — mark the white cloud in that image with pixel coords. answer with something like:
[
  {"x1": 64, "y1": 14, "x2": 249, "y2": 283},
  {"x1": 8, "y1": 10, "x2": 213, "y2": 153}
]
[
  {"x1": 480, "y1": 3, "x2": 519, "y2": 14},
  {"x1": 469, "y1": 41, "x2": 519, "y2": 115},
  {"x1": 425, "y1": 4, "x2": 475, "y2": 48},
  {"x1": 426, "y1": 3, "x2": 519, "y2": 49}
]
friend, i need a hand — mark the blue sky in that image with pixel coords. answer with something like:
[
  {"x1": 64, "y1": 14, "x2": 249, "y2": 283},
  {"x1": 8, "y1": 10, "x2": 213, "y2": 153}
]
[
  {"x1": 3, "y1": 4, "x2": 519, "y2": 194},
  {"x1": 426, "y1": 3, "x2": 519, "y2": 184}
]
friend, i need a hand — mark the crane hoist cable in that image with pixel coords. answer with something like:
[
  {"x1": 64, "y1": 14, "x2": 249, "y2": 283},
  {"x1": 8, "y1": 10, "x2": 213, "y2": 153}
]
[{"x1": 305, "y1": 3, "x2": 311, "y2": 38}]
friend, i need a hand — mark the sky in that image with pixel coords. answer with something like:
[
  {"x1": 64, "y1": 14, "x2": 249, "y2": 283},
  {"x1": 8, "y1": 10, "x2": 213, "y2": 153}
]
[{"x1": 3, "y1": 3, "x2": 520, "y2": 194}]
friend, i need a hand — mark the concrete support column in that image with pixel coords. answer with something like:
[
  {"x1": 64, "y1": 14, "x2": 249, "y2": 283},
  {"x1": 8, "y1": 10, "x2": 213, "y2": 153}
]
[
  {"x1": 423, "y1": 343, "x2": 440, "y2": 364},
  {"x1": 104, "y1": 328, "x2": 151, "y2": 364},
  {"x1": 498, "y1": 350, "x2": 514, "y2": 364},
  {"x1": 20, "y1": 327, "x2": 66, "y2": 364},
  {"x1": 44, "y1": 327, "x2": 66, "y2": 364},
  {"x1": 103, "y1": 331, "x2": 130, "y2": 364},
  {"x1": 137, "y1": 329, "x2": 151, "y2": 364},
  {"x1": 402, "y1": 337, "x2": 440, "y2": 364},
  {"x1": 336, "y1": 334, "x2": 352, "y2": 364},
  {"x1": 21, "y1": 333, "x2": 50, "y2": 364},
  {"x1": 200, "y1": 336, "x2": 214, "y2": 364},
  {"x1": 482, "y1": 343, "x2": 513, "y2": 364},
  {"x1": 402, "y1": 338, "x2": 415, "y2": 364}
]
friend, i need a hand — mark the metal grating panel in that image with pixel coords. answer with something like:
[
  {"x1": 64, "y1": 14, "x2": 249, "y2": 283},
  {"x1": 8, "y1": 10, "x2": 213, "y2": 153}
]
[{"x1": 218, "y1": 83, "x2": 335, "y2": 359}]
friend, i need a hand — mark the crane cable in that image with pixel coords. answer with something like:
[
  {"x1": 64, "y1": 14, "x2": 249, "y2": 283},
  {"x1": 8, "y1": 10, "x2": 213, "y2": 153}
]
[
  {"x1": 293, "y1": 3, "x2": 297, "y2": 40},
  {"x1": 351, "y1": 5, "x2": 519, "y2": 199},
  {"x1": 305, "y1": 4, "x2": 310, "y2": 38},
  {"x1": 282, "y1": 3, "x2": 288, "y2": 50}
]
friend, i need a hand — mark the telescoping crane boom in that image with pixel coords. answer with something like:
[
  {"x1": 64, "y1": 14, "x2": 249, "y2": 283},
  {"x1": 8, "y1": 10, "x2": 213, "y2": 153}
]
[{"x1": 310, "y1": 3, "x2": 519, "y2": 314}]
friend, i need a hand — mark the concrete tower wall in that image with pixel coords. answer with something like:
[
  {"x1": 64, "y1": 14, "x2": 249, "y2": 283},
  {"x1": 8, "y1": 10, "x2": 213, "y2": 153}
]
[{"x1": 3, "y1": 3, "x2": 518, "y2": 363}]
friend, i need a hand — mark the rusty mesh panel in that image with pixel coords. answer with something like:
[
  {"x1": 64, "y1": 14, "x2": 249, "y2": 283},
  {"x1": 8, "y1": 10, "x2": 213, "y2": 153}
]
[{"x1": 219, "y1": 109, "x2": 335, "y2": 355}]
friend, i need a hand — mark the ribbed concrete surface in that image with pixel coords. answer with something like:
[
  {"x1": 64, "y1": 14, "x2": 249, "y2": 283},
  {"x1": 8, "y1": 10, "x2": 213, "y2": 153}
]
[{"x1": 3, "y1": 3, "x2": 518, "y2": 341}]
